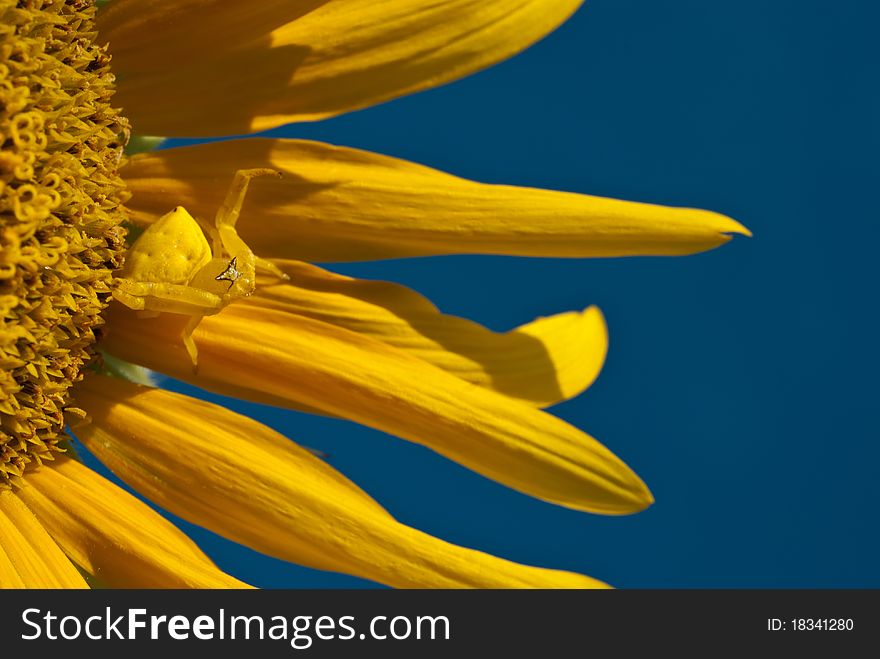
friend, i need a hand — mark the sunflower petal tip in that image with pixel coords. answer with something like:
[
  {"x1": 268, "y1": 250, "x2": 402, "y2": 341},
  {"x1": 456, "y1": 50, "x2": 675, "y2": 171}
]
[
  {"x1": 712, "y1": 211, "x2": 752, "y2": 239},
  {"x1": 613, "y1": 474, "x2": 655, "y2": 516},
  {"x1": 581, "y1": 305, "x2": 607, "y2": 329},
  {"x1": 735, "y1": 224, "x2": 754, "y2": 239}
]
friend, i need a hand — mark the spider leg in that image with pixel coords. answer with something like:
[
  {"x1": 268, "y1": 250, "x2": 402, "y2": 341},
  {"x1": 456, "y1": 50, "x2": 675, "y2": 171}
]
[
  {"x1": 199, "y1": 218, "x2": 223, "y2": 255},
  {"x1": 114, "y1": 279, "x2": 225, "y2": 315},
  {"x1": 255, "y1": 256, "x2": 289, "y2": 281},
  {"x1": 181, "y1": 315, "x2": 203, "y2": 371},
  {"x1": 213, "y1": 169, "x2": 289, "y2": 281},
  {"x1": 215, "y1": 168, "x2": 281, "y2": 228},
  {"x1": 112, "y1": 287, "x2": 146, "y2": 310}
]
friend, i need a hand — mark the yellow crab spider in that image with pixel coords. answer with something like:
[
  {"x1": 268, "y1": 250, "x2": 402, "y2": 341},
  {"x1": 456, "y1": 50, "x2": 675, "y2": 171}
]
[{"x1": 112, "y1": 168, "x2": 288, "y2": 368}]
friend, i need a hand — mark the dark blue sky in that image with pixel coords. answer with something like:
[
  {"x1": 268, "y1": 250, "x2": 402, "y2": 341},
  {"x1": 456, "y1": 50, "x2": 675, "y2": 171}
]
[{"x1": 87, "y1": 1, "x2": 878, "y2": 587}]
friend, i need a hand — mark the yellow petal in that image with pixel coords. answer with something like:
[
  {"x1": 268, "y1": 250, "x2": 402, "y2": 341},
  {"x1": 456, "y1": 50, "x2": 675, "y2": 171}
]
[
  {"x1": 247, "y1": 260, "x2": 606, "y2": 407},
  {"x1": 102, "y1": 304, "x2": 652, "y2": 515},
  {"x1": 0, "y1": 488, "x2": 87, "y2": 589},
  {"x1": 15, "y1": 457, "x2": 251, "y2": 589},
  {"x1": 122, "y1": 139, "x2": 750, "y2": 261},
  {"x1": 76, "y1": 375, "x2": 609, "y2": 589},
  {"x1": 99, "y1": 0, "x2": 583, "y2": 136}
]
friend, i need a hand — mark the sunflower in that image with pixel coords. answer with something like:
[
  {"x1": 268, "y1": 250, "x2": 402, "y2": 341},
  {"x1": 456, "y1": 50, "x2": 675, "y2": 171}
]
[{"x1": 0, "y1": 0, "x2": 749, "y2": 589}]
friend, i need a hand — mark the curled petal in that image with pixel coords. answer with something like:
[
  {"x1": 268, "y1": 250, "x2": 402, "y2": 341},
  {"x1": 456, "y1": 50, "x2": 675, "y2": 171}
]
[{"x1": 247, "y1": 260, "x2": 606, "y2": 407}]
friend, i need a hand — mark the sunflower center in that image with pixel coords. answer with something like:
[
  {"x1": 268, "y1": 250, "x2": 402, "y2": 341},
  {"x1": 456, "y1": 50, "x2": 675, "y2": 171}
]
[{"x1": 0, "y1": 0, "x2": 128, "y2": 484}]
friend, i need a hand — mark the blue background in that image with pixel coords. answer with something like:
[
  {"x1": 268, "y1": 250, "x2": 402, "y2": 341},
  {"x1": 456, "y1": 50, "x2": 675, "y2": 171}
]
[{"x1": 88, "y1": 1, "x2": 880, "y2": 587}]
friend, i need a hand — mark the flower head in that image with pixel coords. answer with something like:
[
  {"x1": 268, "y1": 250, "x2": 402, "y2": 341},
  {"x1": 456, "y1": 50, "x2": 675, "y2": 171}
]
[
  {"x1": 1, "y1": 0, "x2": 747, "y2": 589},
  {"x1": 0, "y1": 0, "x2": 127, "y2": 484}
]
